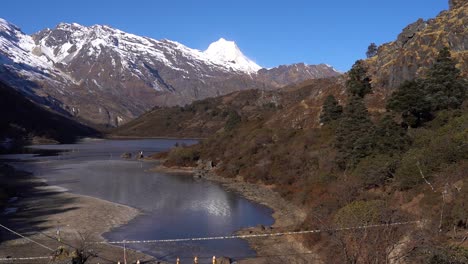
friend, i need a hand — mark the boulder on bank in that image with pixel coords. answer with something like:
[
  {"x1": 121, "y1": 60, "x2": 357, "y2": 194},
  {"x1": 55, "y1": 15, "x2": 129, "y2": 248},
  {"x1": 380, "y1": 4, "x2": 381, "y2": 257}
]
[
  {"x1": 121, "y1": 152, "x2": 132, "y2": 159},
  {"x1": 194, "y1": 159, "x2": 218, "y2": 178},
  {"x1": 216, "y1": 256, "x2": 232, "y2": 264}
]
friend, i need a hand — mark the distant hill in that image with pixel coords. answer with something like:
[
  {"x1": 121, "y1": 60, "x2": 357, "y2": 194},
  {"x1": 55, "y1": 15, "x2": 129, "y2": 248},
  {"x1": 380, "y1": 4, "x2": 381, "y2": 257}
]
[{"x1": 110, "y1": 77, "x2": 344, "y2": 138}]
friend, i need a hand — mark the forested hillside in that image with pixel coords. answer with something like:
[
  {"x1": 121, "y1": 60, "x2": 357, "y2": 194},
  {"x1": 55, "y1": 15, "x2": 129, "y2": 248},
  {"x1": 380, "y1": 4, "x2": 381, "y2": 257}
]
[{"x1": 163, "y1": 47, "x2": 467, "y2": 263}]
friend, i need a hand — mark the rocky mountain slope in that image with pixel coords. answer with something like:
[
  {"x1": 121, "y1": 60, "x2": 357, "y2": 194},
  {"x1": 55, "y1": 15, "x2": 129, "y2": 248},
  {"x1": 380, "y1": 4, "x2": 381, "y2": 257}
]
[
  {"x1": 0, "y1": 19, "x2": 340, "y2": 127},
  {"x1": 365, "y1": 0, "x2": 467, "y2": 90}
]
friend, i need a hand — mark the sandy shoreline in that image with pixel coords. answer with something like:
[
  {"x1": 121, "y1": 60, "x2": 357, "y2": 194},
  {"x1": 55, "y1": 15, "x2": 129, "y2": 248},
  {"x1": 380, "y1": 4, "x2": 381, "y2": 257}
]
[
  {"x1": 152, "y1": 163, "x2": 322, "y2": 264},
  {"x1": 0, "y1": 166, "x2": 161, "y2": 263}
]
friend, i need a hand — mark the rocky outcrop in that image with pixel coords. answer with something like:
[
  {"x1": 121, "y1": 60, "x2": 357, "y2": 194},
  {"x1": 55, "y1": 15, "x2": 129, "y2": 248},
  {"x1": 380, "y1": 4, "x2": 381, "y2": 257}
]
[
  {"x1": 449, "y1": 0, "x2": 465, "y2": 9},
  {"x1": 365, "y1": 1, "x2": 468, "y2": 90},
  {"x1": 194, "y1": 159, "x2": 216, "y2": 179},
  {"x1": 396, "y1": 18, "x2": 427, "y2": 48},
  {"x1": 215, "y1": 256, "x2": 232, "y2": 264}
]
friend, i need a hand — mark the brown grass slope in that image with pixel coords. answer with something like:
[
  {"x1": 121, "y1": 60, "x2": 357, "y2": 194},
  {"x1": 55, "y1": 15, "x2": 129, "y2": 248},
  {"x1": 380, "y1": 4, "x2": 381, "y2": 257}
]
[{"x1": 111, "y1": 77, "x2": 345, "y2": 138}]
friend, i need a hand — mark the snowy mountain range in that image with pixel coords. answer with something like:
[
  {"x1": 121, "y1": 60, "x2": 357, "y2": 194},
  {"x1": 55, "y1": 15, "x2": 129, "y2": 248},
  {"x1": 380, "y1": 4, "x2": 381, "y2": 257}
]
[{"x1": 0, "y1": 18, "x2": 340, "y2": 126}]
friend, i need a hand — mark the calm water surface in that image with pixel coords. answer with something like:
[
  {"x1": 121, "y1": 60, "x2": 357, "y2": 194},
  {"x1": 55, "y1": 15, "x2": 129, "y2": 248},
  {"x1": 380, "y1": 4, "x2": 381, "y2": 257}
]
[{"x1": 2, "y1": 139, "x2": 274, "y2": 262}]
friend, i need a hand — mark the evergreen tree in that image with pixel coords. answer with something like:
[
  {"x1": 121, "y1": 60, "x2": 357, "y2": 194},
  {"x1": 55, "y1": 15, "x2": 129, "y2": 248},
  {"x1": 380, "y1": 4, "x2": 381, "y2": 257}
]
[
  {"x1": 423, "y1": 47, "x2": 467, "y2": 110},
  {"x1": 387, "y1": 80, "x2": 433, "y2": 127},
  {"x1": 346, "y1": 60, "x2": 372, "y2": 98},
  {"x1": 387, "y1": 47, "x2": 466, "y2": 127},
  {"x1": 224, "y1": 110, "x2": 241, "y2": 131},
  {"x1": 373, "y1": 115, "x2": 411, "y2": 155},
  {"x1": 366, "y1": 43, "x2": 378, "y2": 58},
  {"x1": 320, "y1": 95, "x2": 343, "y2": 124},
  {"x1": 335, "y1": 96, "x2": 375, "y2": 169}
]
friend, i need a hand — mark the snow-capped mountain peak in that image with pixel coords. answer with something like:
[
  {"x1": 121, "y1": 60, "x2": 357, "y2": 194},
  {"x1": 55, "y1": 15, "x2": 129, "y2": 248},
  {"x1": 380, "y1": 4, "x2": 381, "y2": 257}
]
[
  {"x1": 0, "y1": 17, "x2": 340, "y2": 126},
  {"x1": 0, "y1": 18, "x2": 53, "y2": 71},
  {"x1": 205, "y1": 38, "x2": 241, "y2": 60},
  {"x1": 204, "y1": 38, "x2": 261, "y2": 73}
]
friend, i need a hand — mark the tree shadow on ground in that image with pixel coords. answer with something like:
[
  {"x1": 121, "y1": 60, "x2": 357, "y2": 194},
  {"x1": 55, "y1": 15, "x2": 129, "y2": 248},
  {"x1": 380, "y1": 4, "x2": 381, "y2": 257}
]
[{"x1": 0, "y1": 164, "x2": 81, "y2": 243}]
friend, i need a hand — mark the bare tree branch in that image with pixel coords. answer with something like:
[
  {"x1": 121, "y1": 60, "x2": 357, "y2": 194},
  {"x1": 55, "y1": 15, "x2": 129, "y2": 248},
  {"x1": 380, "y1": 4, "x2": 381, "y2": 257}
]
[{"x1": 416, "y1": 161, "x2": 435, "y2": 192}]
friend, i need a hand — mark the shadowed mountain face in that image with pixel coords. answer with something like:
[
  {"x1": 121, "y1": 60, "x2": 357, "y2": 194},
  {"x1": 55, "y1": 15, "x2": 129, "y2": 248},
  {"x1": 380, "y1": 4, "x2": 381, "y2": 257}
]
[
  {"x1": 0, "y1": 80, "x2": 98, "y2": 148},
  {"x1": 0, "y1": 19, "x2": 340, "y2": 127}
]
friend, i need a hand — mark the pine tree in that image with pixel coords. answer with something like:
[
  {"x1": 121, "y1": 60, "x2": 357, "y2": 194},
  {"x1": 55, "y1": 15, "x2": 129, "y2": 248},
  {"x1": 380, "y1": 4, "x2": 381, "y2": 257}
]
[
  {"x1": 320, "y1": 95, "x2": 343, "y2": 124},
  {"x1": 373, "y1": 115, "x2": 410, "y2": 155},
  {"x1": 423, "y1": 47, "x2": 467, "y2": 110},
  {"x1": 387, "y1": 47, "x2": 466, "y2": 127},
  {"x1": 335, "y1": 96, "x2": 375, "y2": 169},
  {"x1": 224, "y1": 110, "x2": 241, "y2": 131},
  {"x1": 387, "y1": 80, "x2": 433, "y2": 127},
  {"x1": 366, "y1": 43, "x2": 378, "y2": 58},
  {"x1": 346, "y1": 60, "x2": 372, "y2": 98}
]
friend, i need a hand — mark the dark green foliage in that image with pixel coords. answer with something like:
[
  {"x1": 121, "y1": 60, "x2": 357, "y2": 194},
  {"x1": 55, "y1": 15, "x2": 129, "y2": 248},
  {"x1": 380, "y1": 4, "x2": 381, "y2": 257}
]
[
  {"x1": 388, "y1": 47, "x2": 467, "y2": 127},
  {"x1": 366, "y1": 42, "x2": 378, "y2": 58},
  {"x1": 429, "y1": 247, "x2": 468, "y2": 264},
  {"x1": 335, "y1": 106, "x2": 408, "y2": 172},
  {"x1": 224, "y1": 110, "x2": 241, "y2": 131},
  {"x1": 372, "y1": 115, "x2": 411, "y2": 154},
  {"x1": 334, "y1": 200, "x2": 385, "y2": 226},
  {"x1": 320, "y1": 95, "x2": 343, "y2": 124},
  {"x1": 349, "y1": 116, "x2": 409, "y2": 186},
  {"x1": 353, "y1": 154, "x2": 398, "y2": 186},
  {"x1": 346, "y1": 60, "x2": 372, "y2": 98},
  {"x1": 423, "y1": 47, "x2": 467, "y2": 110},
  {"x1": 335, "y1": 97, "x2": 374, "y2": 169},
  {"x1": 335, "y1": 60, "x2": 375, "y2": 168},
  {"x1": 394, "y1": 111, "x2": 468, "y2": 189},
  {"x1": 387, "y1": 80, "x2": 433, "y2": 127}
]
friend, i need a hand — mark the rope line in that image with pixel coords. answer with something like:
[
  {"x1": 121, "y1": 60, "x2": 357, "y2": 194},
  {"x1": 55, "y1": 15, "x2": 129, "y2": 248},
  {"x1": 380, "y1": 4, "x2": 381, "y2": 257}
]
[
  {"x1": 0, "y1": 256, "x2": 49, "y2": 261},
  {"x1": 90, "y1": 220, "x2": 421, "y2": 245},
  {"x1": 0, "y1": 223, "x2": 55, "y2": 252}
]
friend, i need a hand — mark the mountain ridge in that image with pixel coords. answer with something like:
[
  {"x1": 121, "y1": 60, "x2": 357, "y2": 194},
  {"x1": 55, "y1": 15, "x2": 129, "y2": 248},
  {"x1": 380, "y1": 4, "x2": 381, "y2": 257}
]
[{"x1": 0, "y1": 18, "x2": 340, "y2": 126}]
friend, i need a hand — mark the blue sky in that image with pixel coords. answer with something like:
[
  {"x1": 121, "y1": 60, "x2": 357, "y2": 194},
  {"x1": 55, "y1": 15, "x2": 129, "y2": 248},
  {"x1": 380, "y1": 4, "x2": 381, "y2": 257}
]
[{"x1": 2, "y1": 0, "x2": 448, "y2": 71}]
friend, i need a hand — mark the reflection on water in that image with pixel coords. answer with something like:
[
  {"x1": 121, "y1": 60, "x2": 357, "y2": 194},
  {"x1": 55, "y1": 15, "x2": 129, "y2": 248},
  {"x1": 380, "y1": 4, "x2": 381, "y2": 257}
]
[{"x1": 2, "y1": 139, "x2": 274, "y2": 262}]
